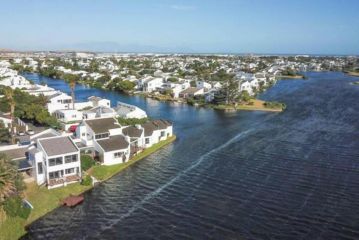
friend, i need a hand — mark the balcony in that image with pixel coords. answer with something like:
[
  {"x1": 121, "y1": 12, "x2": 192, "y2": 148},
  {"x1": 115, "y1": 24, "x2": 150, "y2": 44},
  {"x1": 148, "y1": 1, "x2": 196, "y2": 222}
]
[{"x1": 47, "y1": 174, "x2": 81, "y2": 189}]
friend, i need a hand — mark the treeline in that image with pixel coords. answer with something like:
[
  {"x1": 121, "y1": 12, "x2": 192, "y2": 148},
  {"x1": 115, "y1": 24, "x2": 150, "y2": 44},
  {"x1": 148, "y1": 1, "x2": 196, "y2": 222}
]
[
  {"x1": 0, "y1": 87, "x2": 60, "y2": 128},
  {"x1": 117, "y1": 117, "x2": 148, "y2": 126}
]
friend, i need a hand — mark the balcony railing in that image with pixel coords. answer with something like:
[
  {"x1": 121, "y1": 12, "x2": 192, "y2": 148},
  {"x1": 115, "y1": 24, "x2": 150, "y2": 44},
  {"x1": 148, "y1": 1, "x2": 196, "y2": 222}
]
[{"x1": 48, "y1": 174, "x2": 81, "y2": 188}]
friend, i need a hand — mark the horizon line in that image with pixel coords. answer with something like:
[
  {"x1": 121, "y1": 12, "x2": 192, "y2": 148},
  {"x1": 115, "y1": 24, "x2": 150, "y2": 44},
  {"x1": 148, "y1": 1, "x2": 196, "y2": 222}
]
[{"x1": 0, "y1": 49, "x2": 358, "y2": 57}]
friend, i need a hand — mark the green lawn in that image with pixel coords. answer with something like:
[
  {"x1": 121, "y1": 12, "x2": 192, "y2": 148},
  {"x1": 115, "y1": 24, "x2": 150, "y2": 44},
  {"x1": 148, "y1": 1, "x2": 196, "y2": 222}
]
[
  {"x1": 92, "y1": 135, "x2": 177, "y2": 180},
  {"x1": 0, "y1": 135, "x2": 176, "y2": 240}
]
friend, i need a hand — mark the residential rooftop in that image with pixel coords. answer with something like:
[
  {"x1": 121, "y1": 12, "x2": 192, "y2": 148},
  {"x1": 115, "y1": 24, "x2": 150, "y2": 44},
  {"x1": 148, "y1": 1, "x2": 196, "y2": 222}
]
[
  {"x1": 96, "y1": 135, "x2": 129, "y2": 152},
  {"x1": 85, "y1": 117, "x2": 121, "y2": 134},
  {"x1": 39, "y1": 136, "x2": 78, "y2": 157}
]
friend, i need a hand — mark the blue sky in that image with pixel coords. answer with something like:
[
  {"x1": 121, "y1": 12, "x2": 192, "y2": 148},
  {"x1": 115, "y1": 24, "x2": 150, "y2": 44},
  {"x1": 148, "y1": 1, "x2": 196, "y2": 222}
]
[{"x1": 0, "y1": 0, "x2": 358, "y2": 54}]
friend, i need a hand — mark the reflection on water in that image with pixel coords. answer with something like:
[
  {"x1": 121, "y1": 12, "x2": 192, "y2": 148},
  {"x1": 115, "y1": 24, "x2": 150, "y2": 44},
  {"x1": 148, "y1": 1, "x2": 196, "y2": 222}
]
[{"x1": 22, "y1": 72, "x2": 359, "y2": 240}]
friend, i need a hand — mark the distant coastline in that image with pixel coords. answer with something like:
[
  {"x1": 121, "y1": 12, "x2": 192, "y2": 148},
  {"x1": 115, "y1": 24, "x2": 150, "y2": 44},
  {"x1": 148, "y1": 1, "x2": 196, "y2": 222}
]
[
  {"x1": 277, "y1": 75, "x2": 305, "y2": 80},
  {"x1": 346, "y1": 71, "x2": 359, "y2": 77}
]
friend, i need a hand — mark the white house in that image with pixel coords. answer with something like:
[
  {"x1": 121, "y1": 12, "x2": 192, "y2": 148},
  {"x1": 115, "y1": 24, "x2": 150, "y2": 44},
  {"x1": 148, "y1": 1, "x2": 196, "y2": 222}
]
[
  {"x1": 115, "y1": 102, "x2": 147, "y2": 119},
  {"x1": 142, "y1": 77, "x2": 163, "y2": 92},
  {"x1": 75, "y1": 117, "x2": 122, "y2": 147},
  {"x1": 239, "y1": 80, "x2": 254, "y2": 95},
  {"x1": 54, "y1": 109, "x2": 82, "y2": 123},
  {"x1": 179, "y1": 87, "x2": 204, "y2": 99},
  {"x1": 75, "y1": 117, "x2": 131, "y2": 165},
  {"x1": 94, "y1": 135, "x2": 130, "y2": 165},
  {"x1": 141, "y1": 120, "x2": 173, "y2": 148},
  {"x1": 29, "y1": 136, "x2": 81, "y2": 189},
  {"x1": 88, "y1": 96, "x2": 111, "y2": 108},
  {"x1": 46, "y1": 92, "x2": 73, "y2": 113},
  {"x1": 196, "y1": 80, "x2": 212, "y2": 90}
]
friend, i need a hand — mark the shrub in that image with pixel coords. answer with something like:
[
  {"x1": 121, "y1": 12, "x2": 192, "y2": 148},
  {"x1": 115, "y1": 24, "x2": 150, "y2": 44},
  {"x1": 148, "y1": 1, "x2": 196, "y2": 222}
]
[
  {"x1": 264, "y1": 101, "x2": 286, "y2": 110},
  {"x1": 81, "y1": 155, "x2": 96, "y2": 171},
  {"x1": 117, "y1": 117, "x2": 148, "y2": 126},
  {"x1": 2, "y1": 196, "x2": 31, "y2": 219},
  {"x1": 81, "y1": 175, "x2": 92, "y2": 186}
]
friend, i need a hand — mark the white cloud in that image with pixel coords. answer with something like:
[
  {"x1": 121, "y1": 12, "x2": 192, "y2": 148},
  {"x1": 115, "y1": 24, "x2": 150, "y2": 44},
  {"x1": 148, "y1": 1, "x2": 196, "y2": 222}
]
[{"x1": 170, "y1": 4, "x2": 196, "y2": 11}]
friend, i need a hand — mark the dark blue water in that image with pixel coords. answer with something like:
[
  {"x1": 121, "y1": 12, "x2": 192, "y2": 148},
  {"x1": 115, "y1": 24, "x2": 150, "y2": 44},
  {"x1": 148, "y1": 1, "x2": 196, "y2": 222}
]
[{"x1": 22, "y1": 72, "x2": 359, "y2": 240}]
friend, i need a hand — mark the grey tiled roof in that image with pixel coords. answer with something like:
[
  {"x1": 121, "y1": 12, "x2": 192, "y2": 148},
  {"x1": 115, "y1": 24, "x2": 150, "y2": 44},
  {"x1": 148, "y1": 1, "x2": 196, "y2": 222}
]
[
  {"x1": 39, "y1": 136, "x2": 78, "y2": 157},
  {"x1": 85, "y1": 118, "x2": 121, "y2": 134},
  {"x1": 122, "y1": 126, "x2": 143, "y2": 138},
  {"x1": 0, "y1": 147, "x2": 28, "y2": 160},
  {"x1": 96, "y1": 135, "x2": 129, "y2": 152},
  {"x1": 141, "y1": 120, "x2": 172, "y2": 137}
]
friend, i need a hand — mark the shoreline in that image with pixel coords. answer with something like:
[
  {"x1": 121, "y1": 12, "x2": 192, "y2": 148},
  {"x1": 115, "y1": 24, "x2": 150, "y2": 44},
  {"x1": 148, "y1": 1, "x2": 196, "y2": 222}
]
[
  {"x1": 346, "y1": 71, "x2": 359, "y2": 77},
  {"x1": 277, "y1": 75, "x2": 305, "y2": 79},
  {"x1": 0, "y1": 135, "x2": 177, "y2": 240},
  {"x1": 211, "y1": 99, "x2": 284, "y2": 112},
  {"x1": 135, "y1": 93, "x2": 284, "y2": 112},
  {"x1": 21, "y1": 72, "x2": 286, "y2": 112}
]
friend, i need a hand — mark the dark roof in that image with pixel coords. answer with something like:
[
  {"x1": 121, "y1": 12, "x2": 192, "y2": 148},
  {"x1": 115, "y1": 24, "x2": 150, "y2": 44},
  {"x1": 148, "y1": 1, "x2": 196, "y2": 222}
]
[
  {"x1": 141, "y1": 120, "x2": 172, "y2": 137},
  {"x1": 39, "y1": 136, "x2": 78, "y2": 157},
  {"x1": 0, "y1": 147, "x2": 28, "y2": 160},
  {"x1": 122, "y1": 126, "x2": 143, "y2": 138},
  {"x1": 31, "y1": 132, "x2": 58, "y2": 142},
  {"x1": 96, "y1": 135, "x2": 129, "y2": 152},
  {"x1": 85, "y1": 118, "x2": 121, "y2": 134},
  {"x1": 15, "y1": 159, "x2": 33, "y2": 171}
]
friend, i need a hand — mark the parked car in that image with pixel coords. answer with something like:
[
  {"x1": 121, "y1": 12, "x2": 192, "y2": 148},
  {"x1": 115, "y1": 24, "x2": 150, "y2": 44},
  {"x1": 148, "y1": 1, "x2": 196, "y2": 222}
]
[{"x1": 27, "y1": 129, "x2": 35, "y2": 135}]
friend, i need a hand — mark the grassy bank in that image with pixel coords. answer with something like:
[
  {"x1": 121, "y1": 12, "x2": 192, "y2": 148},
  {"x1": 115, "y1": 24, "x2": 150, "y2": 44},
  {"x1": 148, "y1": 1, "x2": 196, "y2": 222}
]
[
  {"x1": 213, "y1": 99, "x2": 284, "y2": 112},
  {"x1": 0, "y1": 183, "x2": 91, "y2": 240},
  {"x1": 0, "y1": 135, "x2": 176, "y2": 240}
]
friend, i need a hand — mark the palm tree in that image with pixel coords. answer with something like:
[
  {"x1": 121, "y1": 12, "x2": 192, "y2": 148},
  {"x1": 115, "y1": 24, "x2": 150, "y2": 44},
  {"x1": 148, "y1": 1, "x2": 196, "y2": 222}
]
[
  {"x1": 4, "y1": 87, "x2": 16, "y2": 144},
  {"x1": 0, "y1": 155, "x2": 18, "y2": 203},
  {"x1": 69, "y1": 78, "x2": 76, "y2": 109}
]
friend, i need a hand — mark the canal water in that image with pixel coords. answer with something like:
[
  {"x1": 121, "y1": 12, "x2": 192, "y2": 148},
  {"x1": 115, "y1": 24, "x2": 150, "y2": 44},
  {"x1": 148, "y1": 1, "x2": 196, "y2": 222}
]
[{"x1": 22, "y1": 72, "x2": 359, "y2": 240}]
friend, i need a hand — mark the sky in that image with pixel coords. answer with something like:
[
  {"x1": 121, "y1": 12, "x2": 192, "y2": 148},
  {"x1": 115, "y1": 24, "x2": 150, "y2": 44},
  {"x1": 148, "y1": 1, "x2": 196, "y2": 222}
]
[{"x1": 0, "y1": 0, "x2": 358, "y2": 54}]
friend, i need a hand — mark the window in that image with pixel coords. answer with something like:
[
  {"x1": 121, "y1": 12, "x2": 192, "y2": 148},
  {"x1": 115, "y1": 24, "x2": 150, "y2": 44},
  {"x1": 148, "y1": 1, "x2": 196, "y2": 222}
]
[
  {"x1": 161, "y1": 131, "x2": 165, "y2": 137},
  {"x1": 95, "y1": 133, "x2": 109, "y2": 139},
  {"x1": 145, "y1": 138, "x2": 150, "y2": 144},
  {"x1": 49, "y1": 170, "x2": 63, "y2": 179},
  {"x1": 82, "y1": 133, "x2": 85, "y2": 137},
  {"x1": 49, "y1": 157, "x2": 63, "y2": 166},
  {"x1": 37, "y1": 162, "x2": 43, "y2": 174},
  {"x1": 114, "y1": 152, "x2": 122, "y2": 158},
  {"x1": 65, "y1": 154, "x2": 77, "y2": 163},
  {"x1": 65, "y1": 168, "x2": 75, "y2": 174}
]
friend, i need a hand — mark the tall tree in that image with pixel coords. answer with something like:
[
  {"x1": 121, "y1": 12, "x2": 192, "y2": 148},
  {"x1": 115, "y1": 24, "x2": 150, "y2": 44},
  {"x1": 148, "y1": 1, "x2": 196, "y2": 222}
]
[
  {"x1": 4, "y1": 87, "x2": 15, "y2": 144},
  {"x1": 63, "y1": 74, "x2": 78, "y2": 109},
  {"x1": 222, "y1": 75, "x2": 239, "y2": 105},
  {"x1": 0, "y1": 155, "x2": 25, "y2": 203},
  {"x1": 69, "y1": 79, "x2": 76, "y2": 109}
]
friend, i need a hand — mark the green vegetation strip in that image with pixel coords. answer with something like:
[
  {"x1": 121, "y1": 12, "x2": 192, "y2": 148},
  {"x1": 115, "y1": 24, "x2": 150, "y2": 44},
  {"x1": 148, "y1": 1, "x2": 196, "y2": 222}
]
[
  {"x1": 0, "y1": 135, "x2": 176, "y2": 240},
  {"x1": 92, "y1": 135, "x2": 176, "y2": 180},
  {"x1": 0, "y1": 183, "x2": 91, "y2": 240}
]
